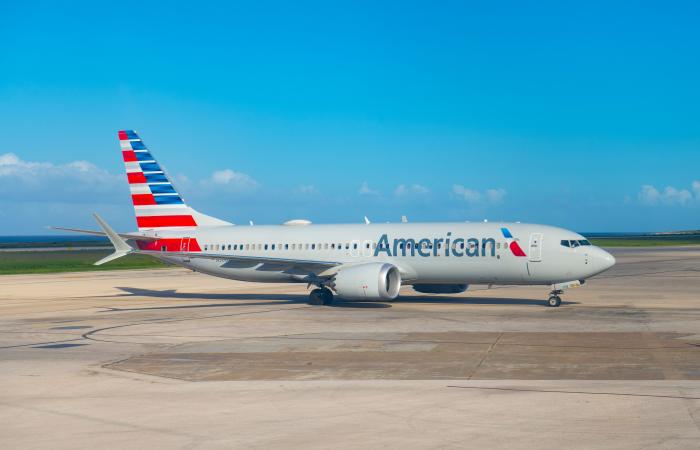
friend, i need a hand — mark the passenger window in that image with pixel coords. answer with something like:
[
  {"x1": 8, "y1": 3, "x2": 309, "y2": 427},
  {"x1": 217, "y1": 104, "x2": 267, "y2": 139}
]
[
  {"x1": 353, "y1": 243, "x2": 358, "y2": 249},
  {"x1": 285, "y1": 244, "x2": 289, "y2": 250},
  {"x1": 272, "y1": 244, "x2": 275, "y2": 250},
  {"x1": 311, "y1": 244, "x2": 315, "y2": 250},
  {"x1": 366, "y1": 243, "x2": 370, "y2": 249},
  {"x1": 204, "y1": 245, "x2": 208, "y2": 251},
  {"x1": 345, "y1": 243, "x2": 350, "y2": 249}
]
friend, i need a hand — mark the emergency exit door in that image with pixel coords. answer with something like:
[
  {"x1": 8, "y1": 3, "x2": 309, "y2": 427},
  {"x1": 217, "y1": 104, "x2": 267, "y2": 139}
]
[{"x1": 529, "y1": 233, "x2": 543, "y2": 262}]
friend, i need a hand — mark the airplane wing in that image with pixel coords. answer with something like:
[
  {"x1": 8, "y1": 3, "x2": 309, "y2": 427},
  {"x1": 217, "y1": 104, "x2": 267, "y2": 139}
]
[
  {"x1": 138, "y1": 250, "x2": 340, "y2": 267},
  {"x1": 138, "y1": 250, "x2": 342, "y2": 277},
  {"x1": 49, "y1": 226, "x2": 161, "y2": 242}
]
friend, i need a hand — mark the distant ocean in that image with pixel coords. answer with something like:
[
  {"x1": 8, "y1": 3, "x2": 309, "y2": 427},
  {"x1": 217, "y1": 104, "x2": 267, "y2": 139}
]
[{"x1": 0, "y1": 235, "x2": 109, "y2": 248}]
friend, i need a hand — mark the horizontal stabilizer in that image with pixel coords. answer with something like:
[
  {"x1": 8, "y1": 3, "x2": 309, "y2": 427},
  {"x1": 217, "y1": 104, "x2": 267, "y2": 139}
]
[
  {"x1": 92, "y1": 213, "x2": 133, "y2": 265},
  {"x1": 49, "y1": 226, "x2": 160, "y2": 242}
]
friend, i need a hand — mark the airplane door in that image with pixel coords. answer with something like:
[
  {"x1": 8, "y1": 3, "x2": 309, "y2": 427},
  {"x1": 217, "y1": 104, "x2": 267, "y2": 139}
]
[
  {"x1": 529, "y1": 233, "x2": 543, "y2": 262},
  {"x1": 180, "y1": 237, "x2": 190, "y2": 252}
]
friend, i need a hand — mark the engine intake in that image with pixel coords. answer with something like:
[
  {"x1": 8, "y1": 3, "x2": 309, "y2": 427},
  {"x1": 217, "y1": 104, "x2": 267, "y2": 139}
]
[{"x1": 332, "y1": 263, "x2": 401, "y2": 301}]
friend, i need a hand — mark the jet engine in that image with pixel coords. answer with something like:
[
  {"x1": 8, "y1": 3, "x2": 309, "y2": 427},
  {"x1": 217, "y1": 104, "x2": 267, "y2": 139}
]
[
  {"x1": 332, "y1": 263, "x2": 401, "y2": 301},
  {"x1": 412, "y1": 284, "x2": 469, "y2": 294}
]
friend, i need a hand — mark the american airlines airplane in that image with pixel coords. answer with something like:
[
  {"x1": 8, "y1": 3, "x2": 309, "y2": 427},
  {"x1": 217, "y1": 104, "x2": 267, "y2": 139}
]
[{"x1": 55, "y1": 130, "x2": 616, "y2": 307}]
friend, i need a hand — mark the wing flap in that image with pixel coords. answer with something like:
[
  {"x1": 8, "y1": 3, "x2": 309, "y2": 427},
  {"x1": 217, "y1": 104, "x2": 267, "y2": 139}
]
[{"x1": 138, "y1": 250, "x2": 341, "y2": 271}]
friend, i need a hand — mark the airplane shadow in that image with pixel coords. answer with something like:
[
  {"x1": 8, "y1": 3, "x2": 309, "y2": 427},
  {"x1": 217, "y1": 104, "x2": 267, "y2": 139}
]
[
  {"x1": 397, "y1": 295, "x2": 580, "y2": 306},
  {"x1": 109, "y1": 287, "x2": 576, "y2": 311},
  {"x1": 110, "y1": 287, "x2": 391, "y2": 310}
]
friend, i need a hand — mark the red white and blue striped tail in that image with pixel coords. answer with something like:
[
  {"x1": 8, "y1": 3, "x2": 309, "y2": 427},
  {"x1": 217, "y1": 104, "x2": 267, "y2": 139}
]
[{"x1": 119, "y1": 130, "x2": 230, "y2": 230}]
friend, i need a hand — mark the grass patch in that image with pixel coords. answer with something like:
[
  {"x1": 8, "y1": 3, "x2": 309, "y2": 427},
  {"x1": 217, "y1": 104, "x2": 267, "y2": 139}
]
[
  {"x1": 0, "y1": 250, "x2": 167, "y2": 275},
  {"x1": 589, "y1": 238, "x2": 700, "y2": 247}
]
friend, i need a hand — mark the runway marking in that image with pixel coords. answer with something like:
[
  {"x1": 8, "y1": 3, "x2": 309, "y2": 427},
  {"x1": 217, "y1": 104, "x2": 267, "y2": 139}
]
[
  {"x1": 468, "y1": 332, "x2": 502, "y2": 380},
  {"x1": 82, "y1": 306, "x2": 310, "y2": 344},
  {"x1": 446, "y1": 385, "x2": 700, "y2": 400}
]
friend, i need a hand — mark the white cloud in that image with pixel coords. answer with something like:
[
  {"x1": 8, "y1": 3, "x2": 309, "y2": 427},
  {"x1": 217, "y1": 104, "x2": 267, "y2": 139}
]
[
  {"x1": 484, "y1": 188, "x2": 507, "y2": 203},
  {"x1": 452, "y1": 185, "x2": 507, "y2": 204},
  {"x1": 0, "y1": 152, "x2": 122, "y2": 202},
  {"x1": 639, "y1": 183, "x2": 696, "y2": 206},
  {"x1": 205, "y1": 169, "x2": 259, "y2": 191},
  {"x1": 358, "y1": 181, "x2": 380, "y2": 196},
  {"x1": 394, "y1": 184, "x2": 429, "y2": 196}
]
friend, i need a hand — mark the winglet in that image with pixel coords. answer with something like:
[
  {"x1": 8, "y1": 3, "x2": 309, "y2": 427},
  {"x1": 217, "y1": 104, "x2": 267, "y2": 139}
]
[{"x1": 92, "y1": 213, "x2": 133, "y2": 265}]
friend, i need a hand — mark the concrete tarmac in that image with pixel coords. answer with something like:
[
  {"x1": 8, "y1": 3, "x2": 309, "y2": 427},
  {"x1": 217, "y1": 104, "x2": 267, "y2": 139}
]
[{"x1": 1, "y1": 247, "x2": 699, "y2": 449}]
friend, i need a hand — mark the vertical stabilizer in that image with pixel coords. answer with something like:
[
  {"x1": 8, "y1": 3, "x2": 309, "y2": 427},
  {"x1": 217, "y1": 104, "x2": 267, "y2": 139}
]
[{"x1": 118, "y1": 130, "x2": 231, "y2": 230}]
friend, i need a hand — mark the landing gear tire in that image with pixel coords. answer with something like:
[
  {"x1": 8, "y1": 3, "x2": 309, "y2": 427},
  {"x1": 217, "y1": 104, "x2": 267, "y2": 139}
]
[
  {"x1": 547, "y1": 295, "x2": 562, "y2": 307},
  {"x1": 308, "y1": 288, "x2": 334, "y2": 305}
]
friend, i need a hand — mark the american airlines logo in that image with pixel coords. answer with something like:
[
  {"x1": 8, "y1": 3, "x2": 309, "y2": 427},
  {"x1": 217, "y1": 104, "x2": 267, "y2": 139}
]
[{"x1": 374, "y1": 228, "x2": 526, "y2": 258}]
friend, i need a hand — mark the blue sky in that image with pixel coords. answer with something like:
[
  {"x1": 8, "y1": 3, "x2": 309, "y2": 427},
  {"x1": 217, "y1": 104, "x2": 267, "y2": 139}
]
[{"x1": 1, "y1": 0, "x2": 699, "y2": 233}]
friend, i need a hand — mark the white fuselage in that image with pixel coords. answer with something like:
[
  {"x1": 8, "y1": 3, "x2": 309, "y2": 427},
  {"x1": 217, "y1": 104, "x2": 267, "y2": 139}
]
[{"x1": 148, "y1": 222, "x2": 615, "y2": 286}]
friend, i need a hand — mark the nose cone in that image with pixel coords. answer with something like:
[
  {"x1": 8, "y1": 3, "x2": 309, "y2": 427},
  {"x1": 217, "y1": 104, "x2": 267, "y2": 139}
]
[{"x1": 590, "y1": 247, "x2": 616, "y2": 276}]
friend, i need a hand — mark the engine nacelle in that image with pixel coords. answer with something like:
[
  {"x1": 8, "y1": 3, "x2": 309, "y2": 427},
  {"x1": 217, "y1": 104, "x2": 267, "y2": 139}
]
[
  {"x1": 332, "y1": 263, "x2": 401, "y2": 301},
  {"x1": 412, "y1": 283, "x2": 469, "y2": 294}
]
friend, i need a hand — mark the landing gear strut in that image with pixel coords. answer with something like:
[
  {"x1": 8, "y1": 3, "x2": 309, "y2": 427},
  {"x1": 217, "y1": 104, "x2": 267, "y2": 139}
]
[
  {"x1": 547, "y1": 290, "x2": 563, "y2": 307},
  {"x1": 308, "y1": 287, "x2": 334, "y2": 305}
]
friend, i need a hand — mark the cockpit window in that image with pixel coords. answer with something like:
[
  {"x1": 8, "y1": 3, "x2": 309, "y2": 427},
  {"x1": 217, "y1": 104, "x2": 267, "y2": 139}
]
[{"x1": 562, "y1": 239, "x2": 592, "y2": 248}]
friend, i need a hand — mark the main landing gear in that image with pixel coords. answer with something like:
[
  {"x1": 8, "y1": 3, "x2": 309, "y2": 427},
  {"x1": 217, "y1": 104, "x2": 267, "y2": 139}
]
[
  {"x1": 308, "y1": 287, "x2": 334, "y2": 305},
  {"x1": 547, "y1": 290, "x2": 563, "y2": 307}
]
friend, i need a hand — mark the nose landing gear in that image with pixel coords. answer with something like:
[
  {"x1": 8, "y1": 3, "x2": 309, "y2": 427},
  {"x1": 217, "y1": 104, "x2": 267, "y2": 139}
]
[{"x1": 547, "y1": 289, "x2": 563, "y2": 307}]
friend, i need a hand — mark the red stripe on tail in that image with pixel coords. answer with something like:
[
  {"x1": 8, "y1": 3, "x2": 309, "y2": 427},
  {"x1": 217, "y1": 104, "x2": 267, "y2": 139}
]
[
  {"x1": 127, "y1": 172, "x2": 147, "y2": 184},
  {"x1": 137, "y1": 238, "x2": 202, "y2": 252},
  {"x1": 136, "y1": 215, "x2": 197, "y2": 228},
  {"x1": 131, "y1": 194, "x2": 156, "y2": 205},
  {"x1": 122, "y1": 150, "x2": 137, "y2": 162}
]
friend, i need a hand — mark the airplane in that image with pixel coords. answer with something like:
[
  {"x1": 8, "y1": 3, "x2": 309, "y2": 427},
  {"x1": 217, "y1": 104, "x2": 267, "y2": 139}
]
[{"x1": 54, "y1": 130, "x2": 616, "y2": 307}]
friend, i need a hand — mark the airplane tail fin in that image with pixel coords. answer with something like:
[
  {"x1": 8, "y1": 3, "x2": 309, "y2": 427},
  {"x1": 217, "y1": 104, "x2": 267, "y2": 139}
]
[{"x1": 118, "y1": 130, "x2": 231, "y2": 230}]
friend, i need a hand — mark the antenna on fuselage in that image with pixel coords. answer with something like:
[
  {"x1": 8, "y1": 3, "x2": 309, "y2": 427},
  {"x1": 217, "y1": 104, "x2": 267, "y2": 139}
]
[
  {"x1": 401, "y1": 215, "x2": 408, "y2": 223},
  {"x1": 364, "y1": 216, "x2": 370, "y2": 224},
  {"x1": 249, "y1": 220, "x2": 254, "y2": 226}
]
